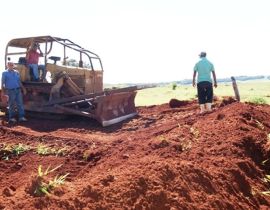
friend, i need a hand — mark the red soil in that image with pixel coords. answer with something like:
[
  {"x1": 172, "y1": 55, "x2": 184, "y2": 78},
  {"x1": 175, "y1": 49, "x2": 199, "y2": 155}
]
[{"x1": 0, "y1": 98, "x2": 270, "y2": 210}]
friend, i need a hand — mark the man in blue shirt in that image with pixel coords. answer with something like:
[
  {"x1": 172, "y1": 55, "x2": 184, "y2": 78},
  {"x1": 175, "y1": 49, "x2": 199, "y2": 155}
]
[
  {"x1": 1, "y1": 61, "x2": 27, "y2": 123},
  {"x1": 192, "y1": 52, "x2": 217, "y2": 113}
]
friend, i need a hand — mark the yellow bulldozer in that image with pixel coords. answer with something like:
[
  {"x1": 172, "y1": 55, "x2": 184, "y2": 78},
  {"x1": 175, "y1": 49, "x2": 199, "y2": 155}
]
[{"x1": 0, "y1": 36, "x2": 137, "y2": 126}]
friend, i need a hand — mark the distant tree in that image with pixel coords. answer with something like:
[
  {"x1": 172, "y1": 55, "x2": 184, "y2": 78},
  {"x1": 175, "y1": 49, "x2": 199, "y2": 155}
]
[
  {"x1": 65, "y1": 59, "x2": 91, "y2": 68},
  {"x1": 84, "y1": 63, "x2": 91, "y2": 68},
  {"x1": 249, "y1": 97, "x2": 267, "y2": 105},
  {"x1": 65, "y1": 59, "x2": 79, "y2": 67},
  {"x1": 172, "y1": 82, "x2": 177, "y2": 90}
]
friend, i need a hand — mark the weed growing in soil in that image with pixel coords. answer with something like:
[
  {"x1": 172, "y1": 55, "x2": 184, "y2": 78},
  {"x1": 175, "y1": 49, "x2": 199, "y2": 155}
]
[
  {"x1": 262, "y1": 175, "x2": 270, "y2": 196},
  {"x1": 0, "y1": 143, "x2": 30, "y2": 160},
  {"x1": 36, "y1": 144, "x2": 68, "y2": 156},
  {"x1": 31, "y1": 164, "x2": 69, "y2": 196},
  {"x1": 158, "y1": 136, "x2": 169, "y2": 143},
  {"x1": 181, "y1": 141, "x2": 192, "y2": 151},
  {"x1": 12, "y1": 143, "x2": 31, "y2": 155},
  {"x1": 157, "y1": 136, "x2": 170, "y2": 147},
  {"x1": 83, "y1": 150, "x2": 91, "y2": 161},
  {"x1": 255, "y1": 120, "x2": 265, "y2": 130},
  {"x1": 190, "y1": 127, "x2": 200, "y2": 139},
  {"x1": 262, "y1": 159, "x2": 269, "y2": 166}
]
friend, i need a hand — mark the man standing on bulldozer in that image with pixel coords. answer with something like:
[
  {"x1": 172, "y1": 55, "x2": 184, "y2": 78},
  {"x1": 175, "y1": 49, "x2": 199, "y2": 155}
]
[
  {"x1": 192, "y1": 52, "x2": 217, "y2": 113},
  {"x1": 26, "y1": 42, "x2": 46, "y2": 81}
]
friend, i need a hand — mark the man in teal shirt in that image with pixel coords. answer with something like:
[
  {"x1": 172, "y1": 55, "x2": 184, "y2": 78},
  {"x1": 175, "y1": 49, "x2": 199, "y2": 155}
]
[{"x1": 192, "y1": 52, "x2": 217, "y2": 113}]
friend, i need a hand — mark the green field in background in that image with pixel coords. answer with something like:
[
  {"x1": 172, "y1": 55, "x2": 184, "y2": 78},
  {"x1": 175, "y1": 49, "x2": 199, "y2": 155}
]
[{"x1": 135, "y1": 81, "x2": 270, "y2": 106}]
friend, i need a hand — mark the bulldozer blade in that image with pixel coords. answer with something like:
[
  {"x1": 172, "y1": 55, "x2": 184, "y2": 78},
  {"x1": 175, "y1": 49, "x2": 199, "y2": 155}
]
[
  {"x1": 93, "y1": 91, "x2": 137, "y2": 127},
  {"x1": 54, "y1": 104, "x2": 96, "y2": 118}
]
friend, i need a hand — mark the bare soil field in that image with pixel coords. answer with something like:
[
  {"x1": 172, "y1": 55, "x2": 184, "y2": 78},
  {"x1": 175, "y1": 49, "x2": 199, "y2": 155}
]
[{"x1": 0, "y1": 98, "x2": 270, "y2": 210}]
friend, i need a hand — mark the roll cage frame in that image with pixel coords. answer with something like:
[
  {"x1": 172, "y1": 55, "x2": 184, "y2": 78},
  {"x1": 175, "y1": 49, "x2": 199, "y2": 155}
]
[{"x1": 5, "y1": 35, "x2": 103, "y2": 71}]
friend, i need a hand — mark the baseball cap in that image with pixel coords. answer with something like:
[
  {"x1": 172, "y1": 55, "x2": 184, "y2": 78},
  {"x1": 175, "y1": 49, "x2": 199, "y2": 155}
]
[
  {"x1": 7, "y1": 60, "x2": 15, "y2": 65},
  {"x1": 7, "y1": 60, "x2": 16, "y2": 68},
  {"x1": 199, "y1": 52, "x2": 207, "y2": 57}
]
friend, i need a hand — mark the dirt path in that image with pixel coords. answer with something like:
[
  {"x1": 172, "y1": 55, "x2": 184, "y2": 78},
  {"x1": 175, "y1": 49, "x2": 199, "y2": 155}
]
[{"x1": 0, "y1": 99, "x2": 270, "y2": 209}]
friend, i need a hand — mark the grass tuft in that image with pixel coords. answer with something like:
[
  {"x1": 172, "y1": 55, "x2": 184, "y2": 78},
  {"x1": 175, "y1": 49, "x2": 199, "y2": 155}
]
[
  {"x1": 36, "y1": 144, "x2": 68, "y2": 156},
  {"x1": 32, "y1": 164, "x2": 69, "y2": 196}
]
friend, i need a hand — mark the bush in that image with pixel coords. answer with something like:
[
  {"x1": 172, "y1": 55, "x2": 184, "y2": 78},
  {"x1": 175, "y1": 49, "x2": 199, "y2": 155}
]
[{"x1": 249, "y1": 97, "x2": 267, "y2": 105}]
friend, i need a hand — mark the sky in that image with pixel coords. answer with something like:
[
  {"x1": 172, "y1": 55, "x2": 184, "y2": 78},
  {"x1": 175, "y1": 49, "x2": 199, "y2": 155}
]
[{"x1": 0, "y1": 0, "x2": 270, "y2": 84}]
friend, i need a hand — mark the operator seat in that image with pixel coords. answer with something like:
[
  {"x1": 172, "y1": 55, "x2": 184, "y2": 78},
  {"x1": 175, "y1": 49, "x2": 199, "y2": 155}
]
[{"x1": 49, "y1": 56, "x2": 61, "y2": 64}]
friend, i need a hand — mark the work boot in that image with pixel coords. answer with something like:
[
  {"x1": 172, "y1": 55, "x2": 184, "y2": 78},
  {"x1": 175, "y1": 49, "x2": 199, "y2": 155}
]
[
  {"x1": 206, "y1": 103, "x2": 212, "y2": 112},
  {"x1": 19, "y1": 117, "x2": 27, "y2": 122},
  {"x1": 9, "y1": 118, "x2": 17, "y2": 124},
  {"x1": 199, "y1": 104, "x2": 206, "y2": 114}
]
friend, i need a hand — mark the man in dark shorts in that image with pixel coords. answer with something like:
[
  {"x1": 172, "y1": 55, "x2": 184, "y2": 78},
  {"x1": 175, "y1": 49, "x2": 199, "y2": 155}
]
[{"x1": 192, "y1": 52, "x2": 217, "y2": 113}]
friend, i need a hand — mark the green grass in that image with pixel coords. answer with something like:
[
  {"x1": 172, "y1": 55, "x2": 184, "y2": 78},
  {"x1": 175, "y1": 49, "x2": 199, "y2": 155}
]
[
  {"x1": 135, "y1": 86, "x2": 196, "y2": 106},
  {"x1": 135, "y1": 81, "x2": 270, "y2": 106}
]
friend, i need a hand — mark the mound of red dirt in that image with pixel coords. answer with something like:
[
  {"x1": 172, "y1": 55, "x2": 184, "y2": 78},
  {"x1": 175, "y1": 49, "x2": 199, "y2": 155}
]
[
  {"x1": 169, "y1": 98, "x2": 190, "y2": 108},
  {"x1": 0, "y1": 99, "x2": 270, "y2": 209}
]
